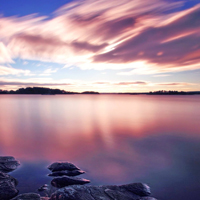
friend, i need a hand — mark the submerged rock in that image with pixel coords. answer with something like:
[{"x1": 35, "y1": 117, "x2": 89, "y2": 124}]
[
  {"x1": 49, "y1": 183, "x2": 157, "y2": 200},
  {"x1": 38, "y1": 184, "x2": 49, "y2": 192},
  {"x1": 0, "y1": 156, "x2": 20, "y2": 173},
  {"x1": 11, "y1": 193, "x2": 41, "y2": 200},
  {"x1": 48, "y1": 169, "x2": 85, "y2": 177},
  {"x1": 0, "y1": 172, "x2": 18, "y2": 200},
  {"x1": 48, "y1": 162, "x2": 80, "y2": 172},
  {"x1": 51, "y1": 176, "x2": 90, "y2": 188}
]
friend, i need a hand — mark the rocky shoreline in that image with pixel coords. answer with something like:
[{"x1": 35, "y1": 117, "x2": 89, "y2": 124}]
[{"x1": 0, "y1": 156, "x2": 157, "y2": 200}]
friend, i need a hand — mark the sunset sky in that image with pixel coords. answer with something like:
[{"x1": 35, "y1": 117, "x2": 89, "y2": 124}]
[{"x1": 0, "y1": 0, "x2": 200, "y2": 92}]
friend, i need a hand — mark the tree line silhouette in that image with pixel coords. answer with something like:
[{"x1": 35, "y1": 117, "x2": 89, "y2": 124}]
[
  {"x1": 0, "y1": 87, "x2": 199, "y2": 95},
  {"x1": 0, "y1": 87, "x2": 99, "y2": 95}
]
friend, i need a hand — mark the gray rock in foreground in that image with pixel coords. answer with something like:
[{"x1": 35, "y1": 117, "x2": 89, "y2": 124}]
[
  {"x1": 11, "y1": 193, "x2": 41, "y2": 200},
  {"x1": 0, "y1": 156, "x2": 20, "y2": 173},
  {"x1": 0, "y1": 172, "x2": 18, "y2": 200},
  {"x1": 48, "y1": 162, "x2": 80, "y2": 172},
  {"x1": 51, "y1": 176, "x2": 90, "y2": 188},
  {"x1": 50, "y1": 182, "x2": 157, "y2": 200}
]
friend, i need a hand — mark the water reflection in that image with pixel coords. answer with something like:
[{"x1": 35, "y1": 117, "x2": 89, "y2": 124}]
[{"x1": 0, "y1": 95, "x2": 200, "y2": 199}]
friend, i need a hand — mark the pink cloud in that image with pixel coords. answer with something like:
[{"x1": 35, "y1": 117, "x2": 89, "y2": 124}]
[
  {"x1": 0, "y1": 77, "x2": 74, "y2": 87},
  {"x1": 93, "y1": 4, "x2": 200, "y2": 67},
  {"x1": 114, "y1": 81, "x2": 148, "y2": 86},
  {"x1": 71, "y1": 40, "x2": 108, "y2": 53},
  {"x1": 0, "y1": 0, "x2": 199, "y2": 74},
  {"x1": 157, "y1": 82, "x2": 195, "y2": 86},
  {"x1": 0, "y1": 65, "x2": 31, "y2": 76},
  {"x1": 8, "y1": 33, "x2": 70, "y2": 63},
  {"x1": 0, "y1": 42, "x2": 13, "y2": 63},
  {"x1": 93, "y1": 81, "x2": 148, "y2": 86},
  {"x1": 0, "y1": 14, "x2": 47, "y2": 41}
]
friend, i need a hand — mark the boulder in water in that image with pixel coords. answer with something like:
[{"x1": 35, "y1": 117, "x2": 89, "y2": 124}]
[
  {"x1": 0, "y1": 156, "x2": 20, "y2": 173},
  {"x1": 38, "y1": 184, "x2": 49, "y2": 192},
  {"x1": 48, "y1": 162, "x2": 80, "y2": 172},
  {"x1": 0, "y1": 172, "x2": 18, "y2": 200},
  {"x1": 51, "y1": 176, "x2": 90, "y2": 188},
  {"x1": 49, "y1": 183, "x2": 157, "y2": 200},
  {"x1": 0, "y1": 156, "x2": 15, "y2": 162}
]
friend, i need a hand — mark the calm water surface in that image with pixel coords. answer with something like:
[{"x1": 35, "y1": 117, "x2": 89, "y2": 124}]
[{"x1": 0, "y1": 95, "x2": 200, "y2": 199}]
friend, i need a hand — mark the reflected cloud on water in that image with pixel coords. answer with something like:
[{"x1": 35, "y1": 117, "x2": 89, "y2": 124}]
[{"x1": 0, "y1": 95, "x2": 200, "y2": 199}]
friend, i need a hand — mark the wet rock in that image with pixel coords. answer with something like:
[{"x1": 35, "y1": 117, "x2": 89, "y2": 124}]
[
  {"x1": 0, "y1": 156, "x2": 15, "y2": 162},
  {"x1": 0, "y1": 156, "x2": 20, "y2": 173},
  {"x1": 122, "y1": 182, "x2": 151, "y2": 196},
  {"x1": 41, "y1": 197, "x2": 50, "y2": 200},
  {"x1": 105, "y1": 188, "x2": 140, "y2": 200},
  {"x1": 49, "y1": 183, "x2": 157, "y2": 200},
  {"x1": 0, "y1": 172, "x2": 18, "y2": 200},
  {"x1": 51, "y1": 176, "x2": 90, "y2": 188},
  {"x1": 48, "y1": 162, "x2": 80, "y2": 172},
  {"x1": 11, "y1": 193, "x2": 41, "y2": 200},
  {"x1": 48, "y1": 169, "x2": 85, "y2": 177},
  {"x1": 38, "y1": 184, "x2": 49, "y2": 192}
]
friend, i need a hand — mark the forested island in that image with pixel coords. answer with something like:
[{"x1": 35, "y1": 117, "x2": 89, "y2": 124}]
[
  {"x1": 0, "y1": 87, "x2": 200, "y2": 95},
  {"x1": 148, "y1": 90, "x2": 200, "y2": 95},
  {"x1": 0, "y1": 87, "x2": 99, "y2": 95}
]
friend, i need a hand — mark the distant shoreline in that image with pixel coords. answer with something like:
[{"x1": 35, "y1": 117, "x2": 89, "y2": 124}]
[{"x1": 0, "y1": 87, "x2": 200, "y2": 95}]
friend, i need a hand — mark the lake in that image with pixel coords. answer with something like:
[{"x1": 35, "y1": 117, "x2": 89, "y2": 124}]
[{"x1": 0, "y1": 94, "x2": 200, "y2": 199}]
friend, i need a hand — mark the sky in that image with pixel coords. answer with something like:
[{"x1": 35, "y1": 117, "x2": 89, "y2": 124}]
[{"x1": 0, "y1": 0, "x2": 200, "y2": 92}]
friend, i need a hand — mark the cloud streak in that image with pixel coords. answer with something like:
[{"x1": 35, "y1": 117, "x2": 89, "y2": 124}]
[
  {"x1": 0, "y1": 65, "x2": 31, "y2": 76},
  {"x1": 157, "y1": 82, "x2": 195, "y2": 86},
  {"x1": 0, "y1": 0, "x2": 199, "y2": 75},
  {"x1": 0, "y1": 42, "x2": 13, "y2": 63}
]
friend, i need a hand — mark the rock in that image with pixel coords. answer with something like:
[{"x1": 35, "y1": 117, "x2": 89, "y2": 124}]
[
  {"x1": 51, "y1": 176, "x2": 90, "y2": 188},
  {"x1": 48, "y1": 169, "x2": 85, "y2": 177},
  {"x1": 38, "y1": 184, "x2": 49, "y2": 192},
  {"x1": 0, "y1": 156, "x2": 20, "y2": 173},
  {"x1": 11, "y1": 193, "x2": 41, "y2": 200},
  {"x1": 0, "y1": 172, "x2": 18, "y2": 200},
  {"x1": 122, "y1": 182, "x2": 151, "y2": 196},
  {"x1": 105, "y1": 188, "x2": 140, "y2": 200},
  {"x1": 0, "y1": 156, "x2": 15, "y2": 162},
  {"x1": 48, "y1": 162, "x2": 80, "y2": 172},
  {"x1": 41, "y1": 198, "x2": 50, "y2": 200},
  {"x1": 49, "y1": 183, "x2": 157, "y2": 200},
  {"x1": 0, "y1": 161, "x2": 20, "y2": 173}
]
